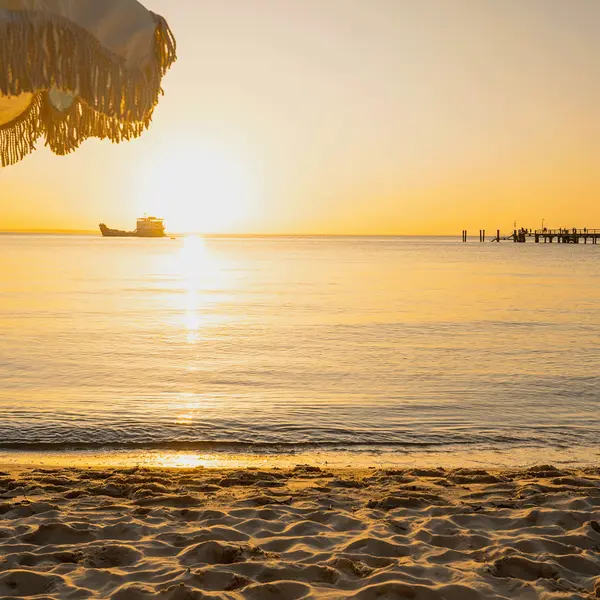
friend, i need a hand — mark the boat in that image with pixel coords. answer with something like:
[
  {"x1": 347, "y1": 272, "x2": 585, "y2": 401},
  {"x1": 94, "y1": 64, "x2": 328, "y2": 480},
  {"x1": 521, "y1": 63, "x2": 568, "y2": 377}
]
[{"x1": 99, "y1": 216, "x2": 166, "y2": 238}]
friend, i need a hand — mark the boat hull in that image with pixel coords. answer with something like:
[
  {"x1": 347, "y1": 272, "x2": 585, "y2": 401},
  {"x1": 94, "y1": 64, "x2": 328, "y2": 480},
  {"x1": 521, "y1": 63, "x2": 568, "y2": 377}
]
[{"x1": 99, "y1": 224, "x2": 166, "y2": 238}]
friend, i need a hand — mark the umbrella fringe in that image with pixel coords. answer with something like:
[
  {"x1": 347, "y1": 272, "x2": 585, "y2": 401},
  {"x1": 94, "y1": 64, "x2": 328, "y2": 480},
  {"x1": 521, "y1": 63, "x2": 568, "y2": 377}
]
[
  {"x1": 0, "y1": 94, "x2": 44, "y2": 167},
  {"x1": 0, "y1": 92, "x2": 154, "y2": 165},
  {"x1": 42, "y1": 93, "x2": 153, "y2": 155},
  {"x1": 153, "y1": 13, "x2": 178, "y2": 78},
  {"x1": 0, "y1": 9, "x2": 177, "y2": 123}
]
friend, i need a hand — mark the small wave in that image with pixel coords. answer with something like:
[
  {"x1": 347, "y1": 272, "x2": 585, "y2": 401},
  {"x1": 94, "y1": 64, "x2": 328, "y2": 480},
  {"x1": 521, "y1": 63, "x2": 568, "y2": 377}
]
[{"x1": 0, "y1": 439, "x2": 469, "y2": 452}]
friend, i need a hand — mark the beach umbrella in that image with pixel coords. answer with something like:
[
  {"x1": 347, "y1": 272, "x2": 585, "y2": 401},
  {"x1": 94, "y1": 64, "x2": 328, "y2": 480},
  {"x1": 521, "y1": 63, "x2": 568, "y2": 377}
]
[{"x1": 0, "y1": 0, "x2": 176, "y2": 167}]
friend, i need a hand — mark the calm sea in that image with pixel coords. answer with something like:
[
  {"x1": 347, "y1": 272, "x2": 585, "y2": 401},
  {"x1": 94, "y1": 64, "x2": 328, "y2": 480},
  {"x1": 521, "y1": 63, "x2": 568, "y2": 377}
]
[{"x1": 1, "y1": 234, "x2": 599, "y2": 467}]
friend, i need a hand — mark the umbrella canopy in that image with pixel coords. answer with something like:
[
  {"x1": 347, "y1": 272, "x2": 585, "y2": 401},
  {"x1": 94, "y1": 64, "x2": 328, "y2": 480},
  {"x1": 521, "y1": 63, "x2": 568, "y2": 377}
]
[{"x1": 0, "y1": 0, "x2": 176, "y2": 166}]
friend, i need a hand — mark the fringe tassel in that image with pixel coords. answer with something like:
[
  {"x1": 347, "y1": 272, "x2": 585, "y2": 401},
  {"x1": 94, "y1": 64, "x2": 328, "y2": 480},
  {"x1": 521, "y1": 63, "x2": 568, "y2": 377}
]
[
  {"x1": 0, "y1": 9, "x2": 177, "y2": 122},
  {"x1": 152, "y1": 13, "x2": 178, "y2": 78},
  {"x1": 1, "y1": 90, "x2": 156, "y2": 166},
  {"x1": 0, "y1": 94, "x2": 44, "y2": 167},
  {"x1": 42, "y1": 92, "x2": 153, "y2": 156}
]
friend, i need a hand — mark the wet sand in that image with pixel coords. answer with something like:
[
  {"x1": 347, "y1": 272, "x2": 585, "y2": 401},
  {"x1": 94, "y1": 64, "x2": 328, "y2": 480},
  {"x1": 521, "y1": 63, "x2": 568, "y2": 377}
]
[{"x1": 1, "y1": 465, "x2": 600, "y2": 599}]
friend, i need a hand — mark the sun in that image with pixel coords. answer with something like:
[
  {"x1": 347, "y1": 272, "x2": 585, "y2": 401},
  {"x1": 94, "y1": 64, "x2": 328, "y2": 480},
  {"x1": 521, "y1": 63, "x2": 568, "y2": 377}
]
[{"x1": 135, "y1": 140, "x2": 257, "y2": 233}]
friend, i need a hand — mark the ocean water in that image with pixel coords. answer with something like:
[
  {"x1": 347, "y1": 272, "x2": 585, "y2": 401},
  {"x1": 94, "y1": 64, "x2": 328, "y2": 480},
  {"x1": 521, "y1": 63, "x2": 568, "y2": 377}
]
[{"x1": 1, "y1": 234, "x2": 599, "y2": 466}]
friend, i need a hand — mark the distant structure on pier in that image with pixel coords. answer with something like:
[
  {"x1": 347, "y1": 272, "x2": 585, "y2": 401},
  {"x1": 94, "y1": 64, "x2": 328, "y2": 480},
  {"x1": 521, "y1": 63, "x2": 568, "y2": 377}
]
[{"x1": 462, "y1": 228, "x2": 600, "y2": 244}]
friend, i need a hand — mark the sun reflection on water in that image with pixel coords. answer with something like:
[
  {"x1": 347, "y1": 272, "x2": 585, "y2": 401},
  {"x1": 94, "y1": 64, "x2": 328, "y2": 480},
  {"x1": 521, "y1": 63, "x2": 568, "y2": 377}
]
[
  {"x1": 170, "y1": 392, "x2": 202, "y2": 426},
  {"x1": 176, "y1": 235, "x2": 230, "y2": 342},
  {"x1": 153, "y1": 453, "x2": 207, "y2": 468}
]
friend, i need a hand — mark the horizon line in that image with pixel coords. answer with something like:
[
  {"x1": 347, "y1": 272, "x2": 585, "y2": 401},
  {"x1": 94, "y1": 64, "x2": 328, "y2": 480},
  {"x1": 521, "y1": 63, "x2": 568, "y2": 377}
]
[{"x1": 0, "y1": 229, "x2": 469, "y2": 237}]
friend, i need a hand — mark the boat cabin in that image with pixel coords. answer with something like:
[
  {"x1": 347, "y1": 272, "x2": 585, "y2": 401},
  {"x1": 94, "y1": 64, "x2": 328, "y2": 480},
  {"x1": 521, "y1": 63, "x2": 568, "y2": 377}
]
[{"x1": 136, "y1": 216, "x2": 165, "y2": 237}]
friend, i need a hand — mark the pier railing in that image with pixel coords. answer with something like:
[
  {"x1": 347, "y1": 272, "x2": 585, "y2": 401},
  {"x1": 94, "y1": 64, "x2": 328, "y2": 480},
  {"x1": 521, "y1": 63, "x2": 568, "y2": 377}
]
[
  {"x1": 463, "y1": 228, "x2": 600, "y2": 243},
  {"x1": 535, "y1": 228, "x2": 600, "y2": 235}
]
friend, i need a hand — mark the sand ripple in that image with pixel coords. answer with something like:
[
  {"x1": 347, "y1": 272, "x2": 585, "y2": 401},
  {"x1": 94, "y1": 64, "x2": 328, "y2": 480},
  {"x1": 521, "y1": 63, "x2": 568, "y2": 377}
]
[{"x1": 1, "y1": 465, "x2": 600, "y2": 598}]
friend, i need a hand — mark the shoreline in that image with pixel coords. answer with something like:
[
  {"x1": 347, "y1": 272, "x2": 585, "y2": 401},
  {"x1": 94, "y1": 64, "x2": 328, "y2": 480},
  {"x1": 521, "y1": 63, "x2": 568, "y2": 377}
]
[
  {"x1": 1, "y1": 444, "x2": 599, "y2": 471},
  {"x1": 1, "y1": 463, "x2": 599, "y2": 598}
]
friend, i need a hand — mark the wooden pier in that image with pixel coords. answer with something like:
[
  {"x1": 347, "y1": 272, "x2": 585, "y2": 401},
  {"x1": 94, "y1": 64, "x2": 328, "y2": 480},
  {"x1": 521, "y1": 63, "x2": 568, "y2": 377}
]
[
  {"x1": 463, "y1": 228, "x2": 600, "y2": 244},
  {"x1": 533, "y1": 228, "x2": 600, "y2": 244}
]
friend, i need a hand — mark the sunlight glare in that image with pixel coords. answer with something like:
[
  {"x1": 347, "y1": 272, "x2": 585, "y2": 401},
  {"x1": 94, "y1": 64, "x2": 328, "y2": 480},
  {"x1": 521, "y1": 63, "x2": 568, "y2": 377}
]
[
  {"x1": 135, "y1": 141, "x2": 257, "y2": 233},
  {"x1": 154, "y1": 453, "x2": 207, "y2": 469},
  {"x1": 175, "y1": 235, "x2": 231, "y2": 340}
]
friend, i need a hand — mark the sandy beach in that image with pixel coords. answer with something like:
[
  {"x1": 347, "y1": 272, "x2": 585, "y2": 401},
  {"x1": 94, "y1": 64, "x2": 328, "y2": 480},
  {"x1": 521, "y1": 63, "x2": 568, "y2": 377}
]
[
  {"x1": 4, "y1": 0, "x2": 600, "y2": 596},
  {"x1": 1, "y1": 464, "x2": 599, "y2": 599}
]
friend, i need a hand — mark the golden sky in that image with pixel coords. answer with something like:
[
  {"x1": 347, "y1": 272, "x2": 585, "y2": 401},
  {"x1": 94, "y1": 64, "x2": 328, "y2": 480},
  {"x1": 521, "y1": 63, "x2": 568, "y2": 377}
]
[{"x1": 2, "y1": 0, "x2": 600, "y2": 234}]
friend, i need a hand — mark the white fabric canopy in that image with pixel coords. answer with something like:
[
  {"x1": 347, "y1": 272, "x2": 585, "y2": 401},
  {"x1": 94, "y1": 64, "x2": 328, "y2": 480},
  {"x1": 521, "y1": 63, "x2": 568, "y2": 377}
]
[{"x1": 0, "y1": 0, "x2": 176, "y2": 166}]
